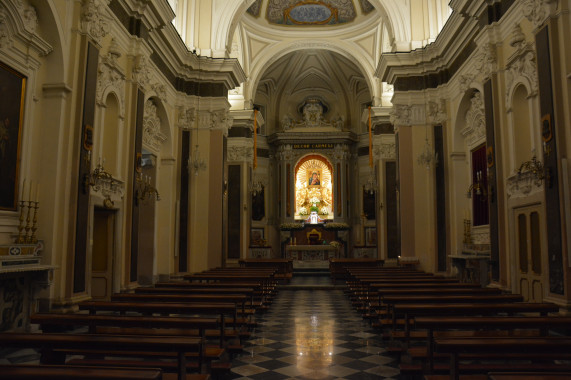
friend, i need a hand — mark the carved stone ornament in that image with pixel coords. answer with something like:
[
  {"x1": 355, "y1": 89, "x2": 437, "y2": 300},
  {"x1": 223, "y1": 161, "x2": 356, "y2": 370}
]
[
  {"x1": 461, "y1": 92, "x2": 486, "y2": 148},
  {"x1": 151, "y1": 83, "x2": 166, "y2": 103},
  {"x1": 97, "y1": 55, "x2": 126, "y2": 109},
  {"x1": 277, "y1": 144, "x2": 293, "y2": 161},
  {"x1": 81, "y1": 0, "x2": 111, "y2": 43},
  {"x1": 473, "y1": 44, "x2": 497, "y2": 81},
  {"x1": 210, "y1": 109, "x2": 233, "y2": 135},
  {"x1": 471, "y1": 226, "x2": 490, "y2": 245},
  {"x1": 522, "y1": 0, "x2": 554, "y2": 28},
  {"x1": 143, "y1": 99, "x2": 166, "y2": 152},
  {"x1": 426, "y1": 99, "x2": 447, "y2": 125},
  {"x1": 373, "y1": 142, "x2": 396, "y2": 160},
  {"x1": 505, "y1": 51, "x2": 538, "y2": 108},
  {"x1": 14, "y1": 0, "x2": 38, "y2": 34},
  {"x1": 132, "y1": 55, "x2": 151, "y2": 88},
  {"x1": 280, "y1": 99, "x2": 343, "y2": 131},
  {"x1": 332, "y1": 144, "x2": 349, "y2": 161},
  {"x1": 177, "y1": 107, "x2": 196, "y2": 130},
  {"x1": 458, "y1": 74, "x2": 475, "y2": 93},
  {"x1": 0, "y1": 12, "x2": 11, "y2": 50},
  {"x1": 506, "y1": 171, "x2": 543, "y2": 199},
  {"x1": 227, "y1": 145, "x2": 253, "y2": 162},
  {"x1": 389, "y1": 104, "x2": 412, "y2": 127}
]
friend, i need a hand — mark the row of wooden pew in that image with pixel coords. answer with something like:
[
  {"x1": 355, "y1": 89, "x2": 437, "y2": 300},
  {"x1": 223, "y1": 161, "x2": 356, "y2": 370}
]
[
  {"x1": 342, "y1": 264, "x2": 571, "y2": 380},
  {"x1": 0, "y1": 265, "x2": 282, "y2": 380}
]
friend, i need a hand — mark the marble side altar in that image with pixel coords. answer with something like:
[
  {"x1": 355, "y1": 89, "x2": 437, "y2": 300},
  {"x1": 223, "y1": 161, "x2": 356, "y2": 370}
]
[{"x1": 285, "y1": 245, "x2": 339, "y2": 260}]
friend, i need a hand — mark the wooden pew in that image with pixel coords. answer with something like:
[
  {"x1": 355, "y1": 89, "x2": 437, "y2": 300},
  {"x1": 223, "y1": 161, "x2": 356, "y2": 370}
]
[
  {"x1": 413, "y1": 316, "x2": 571, "y2": 374},
  {"x1": 394, "y1": 302, "x2": 559, "y2": 343},
  {"x1": 0, "y1": 364, "x2": 164, "y2": 380},
  {"x1": 238, "y1": 259, "x2": 293, "y2": 283},
  {"x1": 0, "y1": 332, "x2": 203, "y2": 380},
  {"x1": 328, "y1": 258, "x2": 384, "y2": 283},
  {"x1": 434, "y1": 336, "x2": 571, "y2": 380},
  {"x1": 78, "y1": 301, "x2": 237, "y2": 347}
]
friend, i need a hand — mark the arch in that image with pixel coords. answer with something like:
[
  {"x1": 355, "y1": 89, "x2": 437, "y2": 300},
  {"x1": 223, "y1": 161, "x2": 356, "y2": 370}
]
[
  {"x1": 244, "y1": 39, "x2": 379, "y2": 104},
  {"x1": 293, "y1": 154, "x2": 334, "y2": 218},
  {"x1": 212, "y1": 0, "x2": 406, "y2": 58},
  {"x1": 142, "y1": 96, "x2": 171, "y2": 157}
]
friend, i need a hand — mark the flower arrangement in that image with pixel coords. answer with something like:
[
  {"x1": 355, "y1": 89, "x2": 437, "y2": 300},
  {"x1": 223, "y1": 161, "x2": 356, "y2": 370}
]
[
  {"x1": 329, "y1": 241, "x2": 341, "y2": 248},
  {"x1": 319, "y1": 206, "x2": 330, "y2": 215},
  {"x1": 298, "y1": 207, "x2": 308, "y2": 216},
  {"x1": 310, "y1": 205, "x2": 319, "y2": 213},
  {"x1": 309, "y1": 196, "x2": 321, "y2": 204},
  {"x1": 280, "y1": 222, "x2": 305, "y2": 231},
  {"x1": 323, "y1": 222, "x2": 350, "y2": 230}
]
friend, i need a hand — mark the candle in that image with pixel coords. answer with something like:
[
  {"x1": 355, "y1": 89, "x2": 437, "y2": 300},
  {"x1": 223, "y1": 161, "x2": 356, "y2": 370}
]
[
  {"x1": 35, "y1": 182, "x2": 40, "y2": 202},
  {"x1": 28, "y1": 180, "x2": 33, "y2": 202}
]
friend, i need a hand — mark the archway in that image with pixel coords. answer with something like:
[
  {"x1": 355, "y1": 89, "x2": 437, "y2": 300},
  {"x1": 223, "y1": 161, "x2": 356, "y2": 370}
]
[{"x1": 294, "y1": 154, "x2": 333, "y2": 220}]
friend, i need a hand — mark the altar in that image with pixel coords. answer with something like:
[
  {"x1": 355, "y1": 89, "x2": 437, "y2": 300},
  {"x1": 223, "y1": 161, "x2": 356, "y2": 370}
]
[{"x1": 285, "y1": 245, "x2": 339, "y2": 260}]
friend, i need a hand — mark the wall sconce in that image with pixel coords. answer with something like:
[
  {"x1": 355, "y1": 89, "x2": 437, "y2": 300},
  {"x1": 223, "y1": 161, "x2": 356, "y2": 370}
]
[
  {"x1": 135, "y1": 172, "x2": 160, "y2": 205},
  {"x1": 84, "y1": 158, "x2": 124, "y2": 205},
  {"x1": 467, "y1": 170, "x2": 487, "y2": 200},
  {"x1": 517, "y1": 155, "x2": 545, "y2": 187}
]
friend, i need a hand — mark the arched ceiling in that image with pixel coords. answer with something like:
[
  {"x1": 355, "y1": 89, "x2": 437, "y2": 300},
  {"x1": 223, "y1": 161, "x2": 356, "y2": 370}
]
[{"x1": 255, "y1": 49, "x2": 370, "y2": 134}]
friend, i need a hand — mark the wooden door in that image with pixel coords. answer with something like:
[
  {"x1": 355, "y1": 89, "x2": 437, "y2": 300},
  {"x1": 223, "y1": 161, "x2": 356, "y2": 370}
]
[
  {"x1": 514, "y1": 206, "x2": 544, "y2": 302},
  {"x1": 91, "y1": 208, "x2": 115, "y2": 300}
]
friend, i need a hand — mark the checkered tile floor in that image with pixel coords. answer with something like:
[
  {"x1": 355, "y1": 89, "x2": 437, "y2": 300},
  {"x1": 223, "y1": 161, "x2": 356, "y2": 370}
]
[{"x1": 229, "y1": 288, "x2": 402, "y2": 379}]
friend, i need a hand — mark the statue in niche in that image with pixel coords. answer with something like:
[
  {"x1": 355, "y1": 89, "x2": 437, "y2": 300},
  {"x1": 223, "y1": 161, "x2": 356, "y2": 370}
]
[{"x1": 281, "y1": 114, "x2": 293, "y2": 131}]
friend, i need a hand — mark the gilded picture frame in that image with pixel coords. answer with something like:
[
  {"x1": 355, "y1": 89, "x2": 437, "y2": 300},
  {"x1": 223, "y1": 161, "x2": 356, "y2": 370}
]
[
  {"x1": 307, "y1": 169, "x2": 321, "y2": 187},
  {"x1": 0, "y1": 62, "x2": 26, "y2": 210}
]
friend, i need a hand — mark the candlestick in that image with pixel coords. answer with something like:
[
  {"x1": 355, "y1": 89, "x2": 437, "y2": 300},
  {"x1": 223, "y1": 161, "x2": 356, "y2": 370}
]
[
  {"x1": 30, "y1": 201, "x2": 39, "y2": 244},
  {"x1": 27, "y1": 180, "x2": 32, "y2": 202},
  {"x1": 22, "y1": 178, "x2": 26, "y2": 201},
  {"x1": 16, "y1": 200, "x2": 26, "y2": 244},
  {"x1": 35, "y1": 182, "x2": 40, "y2": 202},
  {"x1": 24, "y1": 200, "x2": 33, "y2": 243}
]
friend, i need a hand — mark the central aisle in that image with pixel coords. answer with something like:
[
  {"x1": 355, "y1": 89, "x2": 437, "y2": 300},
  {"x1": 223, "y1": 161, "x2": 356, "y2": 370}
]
[{"x1": 229, "y1": 288, "x2": 401, "y2": 379}]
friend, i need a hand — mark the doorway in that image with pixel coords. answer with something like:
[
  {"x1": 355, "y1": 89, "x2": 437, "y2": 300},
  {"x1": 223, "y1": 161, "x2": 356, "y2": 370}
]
[
  {"x1": 514, "y1": 205, "x2": 544, "y2": 302},
  {"x1": 91, "y1": 208, "x2": 116, "y2": 300}
]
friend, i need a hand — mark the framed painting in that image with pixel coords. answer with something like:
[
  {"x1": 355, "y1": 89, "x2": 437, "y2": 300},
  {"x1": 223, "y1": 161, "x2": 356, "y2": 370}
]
[
  {"x1": 0, "y1": 62, "x2": 26, "y2": 210},
  {"x1": 250, "y1": 228, "x2": 265, "y2": 247},
  {"x1": 307, "y1": 169, "x2": 321, "y2": 187},
  {"x1": 365, "y1": 227, "x2": 377, "y2": 247}
]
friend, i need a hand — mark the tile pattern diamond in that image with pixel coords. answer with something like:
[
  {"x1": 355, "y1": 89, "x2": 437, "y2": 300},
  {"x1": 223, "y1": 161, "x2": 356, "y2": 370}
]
[{"x1": 229, "y1": 288, "x2": 402, "y2": 379}]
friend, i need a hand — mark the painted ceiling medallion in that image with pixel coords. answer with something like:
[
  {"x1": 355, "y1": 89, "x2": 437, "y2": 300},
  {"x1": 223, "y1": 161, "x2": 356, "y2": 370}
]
[{"x1": 267, "y1": 0, "x2": 357, "y2": 26}]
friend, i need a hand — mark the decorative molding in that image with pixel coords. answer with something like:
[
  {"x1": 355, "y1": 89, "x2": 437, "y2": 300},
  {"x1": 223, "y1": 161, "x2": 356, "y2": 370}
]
[
  {"x1": 277, "y1": 144, "x2": 294, "y2": 161},
  {"x1": 506, "y1": 171, "x2": 544, "y2": 199},
  {"x1": 389, "y1": 104, "x2": 411, "y2": 127},
  {"x1": 426, "y1": 99, "x2": 447, "y2": 125},
  {"x1": 81, "y1": 0, "x2": 111, "y2": 44},
  {"x1": 473, "y1": 43, "x2": 497, "y2": 82},
  {"x1": 280, "y1": 99, "x2": 343, "y2": 131},
  {"x1": 210, "y1": 109, "x2": 233, "y2": 135},
  {"x1": 96, "y1": 43, "x2": 126, "y2": 113},
  {"x1": 0, "y1": 0, "x2": 52, "y2": 55},
  {"x1": 373, "y1": 142, "x2": 396, "y2": 160},
  {"x1": 332, "y1": 144, "x2": 350, "y2": 161},
  {"x1": 522, "y1": 0, "x2": 556, "y2": 29},
  {"x1": 505, "y1": 47, "x2": 538, "y2": 109},
  {"x1": 471, "y1": 225, "x2": 490, "y2": 245},
  {"x1": 132, "y1": 54, "x2": 151, "y2": 88},
  {"x1": 461, "y1": 92, "x2": 486, "y2": 148},
  {"x1": 458, "y1": 73, "x2": 475, "y2": 93},
  {"x1": 177, "y1": 107, "x2": 196, "y2": 130},
  {"x1": 142, "y1": 99, "x2": 166, "y2": 152},
  {"x1": 14, "y1": 0, "x2": 38, "y2": 34},
  {"x1": 0, "y1": 12, "x2": 11, "y2": 50},
  {"x1": 227, "y1": 145, "x2": 253, "y2": 163}
]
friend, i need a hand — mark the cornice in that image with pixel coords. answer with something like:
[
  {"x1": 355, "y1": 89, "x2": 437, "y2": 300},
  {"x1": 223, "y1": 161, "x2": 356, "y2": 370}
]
[{"x1": 267, "y1": 132, "x2": 358, "y2": 146}]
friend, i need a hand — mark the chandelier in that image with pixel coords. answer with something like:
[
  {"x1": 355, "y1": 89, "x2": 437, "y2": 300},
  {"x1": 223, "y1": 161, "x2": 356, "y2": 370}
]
[
  {"x1": 84, "y1": 158, "x2": 124, "y2": 204},
  {"x1": 249, "y1": 178, "x2": 263, "y2": 196},
  {"x1": 467, "y1": 170, "x2": 487, "y2": 201},
  {"x1": 188, "y1": 143, "x2": 207, "y2": 176},
  {"x1": 135, "y1": 172, "x2": 160, "y2": 205},
  {"x1": 417, "y1": 133, "x2": 438, "y2": 169},
  {"x1": 363, "y1": 169, "x2": 377, "y2": 195}
]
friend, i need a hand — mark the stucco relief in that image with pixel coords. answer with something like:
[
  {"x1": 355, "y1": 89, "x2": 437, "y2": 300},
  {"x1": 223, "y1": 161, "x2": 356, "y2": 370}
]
[
  {"x1": 505, "y1": 50, "x2": 538, "y2": 108},
  {"x1": 177, "y1": 107, "x2": 196, "y2": 130},
  {"x1": 132, "y1": 55, "x2": 151, "y2": 89},
  {"x1": 332, "y1": 144, "x2": 350, "y2": 161},
  {"x1": 506, "y1": 171, "x2": 543, "y2": 199},
  {"x1": 14, "y1": 0, "x2": 37, "y2": 34},
  {"x1": 471, "y1": 226, "x2": 490, "y2": 245},
  {"x1": 227, "y1": 145, "x2": 253, "y2": 162},
  {"x1": 461, "y1": 92, "x2": 485, "y2": 148},
  {"x1": 143, "y1": 99, "x2": 166, "y2": 152},
  {"x1": 522, "y1": 0, "x2": 555, "y2": 28},
  {"x1": 277, "y1": 144, "x2": 294, "y2": 161},
  {"x1": 96, "y1": 43, "x2": 126, "y2": 112},
  {"x1": 389, "y1": 104, "x2": 411, "y2": 127},
  {"x1": 473, "y1": 43, "x2": 497, "y2": 82},
  {"x1": 0, "y1": 13, "x2": 11, "y2": 50},
  {"x1": 426, "y1": 99, "x2": 447, "y2": 125},
  {"x1": 81, "y1": 0, "x2": 111, "y2": 43},
  {"x1": 373, "y1": 142, "x2": 396, "y2": 160}
]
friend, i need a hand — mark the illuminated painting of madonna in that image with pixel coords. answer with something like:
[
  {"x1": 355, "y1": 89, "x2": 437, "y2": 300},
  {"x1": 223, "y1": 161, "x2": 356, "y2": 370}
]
[{"x1": 307, "y1": 170, "x2": 321, "y2": 187}]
